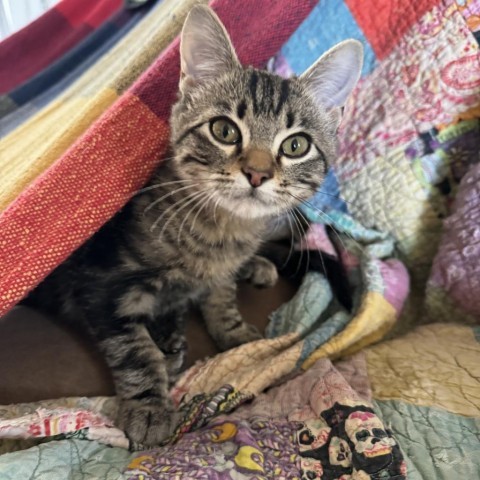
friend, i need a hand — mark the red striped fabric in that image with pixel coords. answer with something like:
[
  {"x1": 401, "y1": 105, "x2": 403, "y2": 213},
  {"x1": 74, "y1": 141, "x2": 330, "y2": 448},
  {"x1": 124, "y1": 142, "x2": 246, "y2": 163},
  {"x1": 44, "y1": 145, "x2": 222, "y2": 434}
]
[
  {"x1": 0, "y1": 0, "x2": 317, "y2": 316},
  {"x1": 0, "y1": 0, "x2": 123, "y2": 93},
  {"x1": 57, "y1": 0, "x2": 123, "y2": 28}
]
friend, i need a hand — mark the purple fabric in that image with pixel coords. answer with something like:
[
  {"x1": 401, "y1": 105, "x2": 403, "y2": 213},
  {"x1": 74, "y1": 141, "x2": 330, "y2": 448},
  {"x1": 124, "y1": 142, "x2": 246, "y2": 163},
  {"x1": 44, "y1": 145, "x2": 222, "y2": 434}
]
[
  {"x1": 429, "y1": 163, "x2": 480, "y2": 318},
  {"x1": 126, "y1": 418, "x2": 300, "y2": 479},
  {"x1": 125, "y1": 359, "x2": 405, "y2": 479}
]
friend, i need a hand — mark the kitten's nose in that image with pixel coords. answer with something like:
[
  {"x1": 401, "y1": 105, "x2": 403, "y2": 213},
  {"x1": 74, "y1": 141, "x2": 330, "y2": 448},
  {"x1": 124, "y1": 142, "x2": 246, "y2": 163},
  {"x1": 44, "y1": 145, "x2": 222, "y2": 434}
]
[
  {"x1": 241, "y1": 149, "x2": 274, "y2": 188},
  {"x1": 241, "y1": 166, "x2": 273, "y2": 187}
]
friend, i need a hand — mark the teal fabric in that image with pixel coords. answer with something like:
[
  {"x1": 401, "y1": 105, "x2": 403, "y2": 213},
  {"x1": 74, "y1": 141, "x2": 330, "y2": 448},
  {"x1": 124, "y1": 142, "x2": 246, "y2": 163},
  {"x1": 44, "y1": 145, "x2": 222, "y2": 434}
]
[
  {"x1": 266, "y1": 272, "x2": 354, "y2": 366},
  {"x1": 0, "y1": 440, "x2": 132, "y2": 479},
  {"x1": 374, "y1": 400, "x2": 480, "y2": 479},
  {"x1": 266, "y1": 272, "x2": 333, "y2": 338}
]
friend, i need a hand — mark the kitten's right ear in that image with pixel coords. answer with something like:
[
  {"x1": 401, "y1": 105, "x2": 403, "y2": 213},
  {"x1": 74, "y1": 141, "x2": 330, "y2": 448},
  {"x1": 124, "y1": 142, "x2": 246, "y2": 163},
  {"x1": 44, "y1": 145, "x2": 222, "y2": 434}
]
[
  {"x1": 300, "y1": 40, "x2": 363, "y2": 111},
  {"x1": 180, "y1": 5, "x2": 239, "y2": 92}
]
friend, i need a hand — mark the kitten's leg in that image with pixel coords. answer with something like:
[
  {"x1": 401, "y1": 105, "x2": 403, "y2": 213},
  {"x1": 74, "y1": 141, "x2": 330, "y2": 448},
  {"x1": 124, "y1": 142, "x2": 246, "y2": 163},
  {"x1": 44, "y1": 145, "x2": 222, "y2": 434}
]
[
  {"x1": 200, "y1": 283, "x2": 263, "y2": 351},
  {"x1": 160, "y1": 330, "x2": 187, "y2": 387},
  {"x1": 147, "y1": 311, "x2": 188, "y2": 387},
  {"x1": 93, "y1": 297, "x2": 180, "y2": 446},
  {"x1": 238, "y1": 254, "x2": 278, "y2": 288}
]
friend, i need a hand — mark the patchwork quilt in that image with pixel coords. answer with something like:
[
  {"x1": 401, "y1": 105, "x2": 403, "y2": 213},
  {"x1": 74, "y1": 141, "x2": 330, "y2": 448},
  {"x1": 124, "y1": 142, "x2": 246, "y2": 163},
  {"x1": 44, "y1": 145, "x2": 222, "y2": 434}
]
[
  {"x1": 0, "y1": 0, "x2": 479, "y2": 479},
  {"x1": 1, "y1": 325, "x2": 478, "y2": 478}
]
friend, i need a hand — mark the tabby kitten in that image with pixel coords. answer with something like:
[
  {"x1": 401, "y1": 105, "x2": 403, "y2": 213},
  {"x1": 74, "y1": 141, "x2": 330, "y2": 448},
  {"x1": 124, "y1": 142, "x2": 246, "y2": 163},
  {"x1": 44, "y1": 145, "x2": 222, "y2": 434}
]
[{"x1": 26, "y1": 6, "x2": 362, "y2": 445}]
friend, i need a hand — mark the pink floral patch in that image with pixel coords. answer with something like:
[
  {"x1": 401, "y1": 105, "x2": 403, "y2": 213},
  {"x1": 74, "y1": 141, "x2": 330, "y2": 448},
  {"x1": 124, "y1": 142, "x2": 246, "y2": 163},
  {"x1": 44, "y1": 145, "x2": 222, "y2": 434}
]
[
  {"x1": 379, "y1": 259, "x2": 410, "y2": 314},
  {"x1": 299, "y1": 224, "x2": 337, "y2": 257}
]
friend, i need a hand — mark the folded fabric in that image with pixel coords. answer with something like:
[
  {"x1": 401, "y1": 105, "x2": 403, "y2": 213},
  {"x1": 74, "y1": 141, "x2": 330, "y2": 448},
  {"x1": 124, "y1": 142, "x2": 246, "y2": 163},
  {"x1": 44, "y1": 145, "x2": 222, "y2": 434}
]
[
  {"x1": 2, "y1": 322, "x2": 479, "y2": 478},
  {"x1": 0, "y1": 3, "x2": 154, "y2": 123},
  {"x1": 0, "y1": 0, "x2": 123, "y2": 93},
  {"x1": 0, "y1": 0, "x2": 201, "y2": 213},
  {"x1": 0, "y1": 358, "x2": 407, "y2": 479}
]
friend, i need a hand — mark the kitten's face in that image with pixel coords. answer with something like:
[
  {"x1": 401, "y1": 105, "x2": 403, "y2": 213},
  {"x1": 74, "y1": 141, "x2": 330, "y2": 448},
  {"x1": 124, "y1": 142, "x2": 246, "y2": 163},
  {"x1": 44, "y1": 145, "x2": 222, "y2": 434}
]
[{"x1": 169, "y1": 6, "x2": 362, "y2": 219}]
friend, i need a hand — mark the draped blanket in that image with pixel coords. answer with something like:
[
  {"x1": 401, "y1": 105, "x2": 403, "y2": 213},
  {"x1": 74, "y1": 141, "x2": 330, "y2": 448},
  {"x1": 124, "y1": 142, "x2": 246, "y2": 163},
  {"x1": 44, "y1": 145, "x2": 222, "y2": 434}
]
[{"x1": 0, "y1": 0, "x2": 479, "y2": 479}]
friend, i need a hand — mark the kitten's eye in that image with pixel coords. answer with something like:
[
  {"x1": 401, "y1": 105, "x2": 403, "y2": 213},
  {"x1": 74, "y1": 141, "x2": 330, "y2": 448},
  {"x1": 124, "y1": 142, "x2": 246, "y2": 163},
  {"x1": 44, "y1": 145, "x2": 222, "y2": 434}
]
[
  {"x1": 281, "y1": 134, "x2": 310, "y2": 158},
  {"x1": 210, "y1": 118, "x2": 241, "y2": 144}
]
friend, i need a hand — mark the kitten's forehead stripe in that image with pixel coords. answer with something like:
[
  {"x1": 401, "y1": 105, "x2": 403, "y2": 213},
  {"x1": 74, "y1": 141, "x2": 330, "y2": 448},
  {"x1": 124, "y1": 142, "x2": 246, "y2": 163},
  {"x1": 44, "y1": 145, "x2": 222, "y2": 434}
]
[
  {"x1": 246, "y1": 71, "x2": 290, "y2": 117},
  {"x1": 249, "y1": 71, "x2": 259, "y2": 114},
  {"x1": 286, "y1": 112, "x2": 294, "y2": 129},
  {"x1": 275, "y1": 79, "x2": 289, "y2": 115},
  {"x1": 267, "y1": 77, "x2": 275, "y2": 113},
  {"x1": 237, "y1": 101, "x2": 247, "y2": 119},
  {"x1": 260, "y1": 73, "x2": 275, "y2": 115}
]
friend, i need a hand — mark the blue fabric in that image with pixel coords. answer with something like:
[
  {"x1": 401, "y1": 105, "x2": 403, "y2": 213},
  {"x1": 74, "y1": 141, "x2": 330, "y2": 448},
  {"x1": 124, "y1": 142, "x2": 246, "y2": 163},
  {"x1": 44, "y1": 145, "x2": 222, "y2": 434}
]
[
  {"x1": 307, "y1": 168, "x2": 348, "y2": 214},
  {"x1": 266, "y1": 272, "x2": 333, "y2": 339},
  {"x1": 280, "y1": 0, "x2": 376, "y2": 77},
  {"x1": 298, "y1": 310, "x2": 351, "y2": 365}
]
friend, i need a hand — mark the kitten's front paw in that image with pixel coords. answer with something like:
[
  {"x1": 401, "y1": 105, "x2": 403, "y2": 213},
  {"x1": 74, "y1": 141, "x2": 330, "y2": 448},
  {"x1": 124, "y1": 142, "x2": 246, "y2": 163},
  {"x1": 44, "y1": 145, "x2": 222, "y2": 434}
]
[
  {"x1": 117, "y1": 399, "x2": 180, "y2": 447},
  {"x1": 216, "y1": 322, "x2": 263, "y2": 351},
  {"x1": 248, "y1": 257, "x2": 278, "y2": 288}
]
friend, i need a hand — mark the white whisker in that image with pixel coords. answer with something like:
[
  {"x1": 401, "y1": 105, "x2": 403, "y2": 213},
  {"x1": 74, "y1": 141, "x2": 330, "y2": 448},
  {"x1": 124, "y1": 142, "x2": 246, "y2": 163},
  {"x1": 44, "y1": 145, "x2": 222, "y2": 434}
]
[
  {"x1": 157, "y1": 190, "x2": 209, "y2": 241},
  {"x1": 136, "y1": 178, "x2": 206, "y2": 196},
  {"x1": 144, "y1": 184, "x2": 202, "y2": 215},
  {"x1": 190, "y1": 191, "x2": 217, "y2": 234},
  {"x1": 281, "y1": 210, "x2": 296, "y2": 270},
  {"x1": 150, "y1": 189, "x2": 203, "y2": 233},
  {"x1": 287, "y1": 192, "x2": 361, "y2": 253},
  {"x1": 177, "y1": 190, "x2": 212, "y2": 243},
  {"x1": 288, "y1": 208, "x2": 307, "y2": 276}
]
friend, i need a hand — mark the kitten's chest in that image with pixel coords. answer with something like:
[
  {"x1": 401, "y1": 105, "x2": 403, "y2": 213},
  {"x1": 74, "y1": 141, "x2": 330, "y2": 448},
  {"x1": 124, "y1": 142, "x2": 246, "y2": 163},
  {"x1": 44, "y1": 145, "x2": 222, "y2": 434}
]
[
  {"x1": 166, "y1": 233, "x2": 260, "y2": 286},
  {"x1": 134, "y1": 192, "x2": 266, "y2": 284}
]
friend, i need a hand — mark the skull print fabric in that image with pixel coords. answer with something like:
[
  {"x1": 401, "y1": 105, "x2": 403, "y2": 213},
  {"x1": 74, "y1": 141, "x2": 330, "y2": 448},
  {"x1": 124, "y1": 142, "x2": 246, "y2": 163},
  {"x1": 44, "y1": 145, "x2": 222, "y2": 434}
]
[{"x1": 297, "y1": 404, "x2": 404, "y2": 480}]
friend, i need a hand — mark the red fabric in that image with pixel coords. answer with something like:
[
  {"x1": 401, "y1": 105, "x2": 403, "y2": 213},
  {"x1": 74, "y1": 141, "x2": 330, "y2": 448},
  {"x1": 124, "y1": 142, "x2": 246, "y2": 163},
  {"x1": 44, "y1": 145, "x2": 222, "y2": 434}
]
[
  {"x1": 0, "y1": 0, "x2": 122, "y2": 93},
  {"x1": 0, "y1": 0, "x2": 317, "y2": 316},
  {"x1": 57, "y1": 0, "x2": 123, "y2": 28},
  {"x1": 345, "y1": 0, "x2": 440, "y2": 59}
]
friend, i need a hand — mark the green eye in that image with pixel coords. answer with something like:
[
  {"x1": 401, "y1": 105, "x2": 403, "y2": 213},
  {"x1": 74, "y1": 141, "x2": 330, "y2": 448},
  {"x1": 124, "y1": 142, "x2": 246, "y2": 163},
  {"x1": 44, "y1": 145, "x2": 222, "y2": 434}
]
[
  {"x1": 281, "y1": 134, "x2": 310, "y2": 158},
  {"x1": 210, "y1": 118, "x2": 241, "y2": 144}
]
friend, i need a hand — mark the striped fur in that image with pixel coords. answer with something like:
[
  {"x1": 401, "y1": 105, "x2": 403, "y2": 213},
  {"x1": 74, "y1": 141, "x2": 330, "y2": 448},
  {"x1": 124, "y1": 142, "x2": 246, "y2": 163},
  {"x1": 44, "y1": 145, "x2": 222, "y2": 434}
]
[{"x1": 25, "y1": 6, "x2": 362, "y2": 446}]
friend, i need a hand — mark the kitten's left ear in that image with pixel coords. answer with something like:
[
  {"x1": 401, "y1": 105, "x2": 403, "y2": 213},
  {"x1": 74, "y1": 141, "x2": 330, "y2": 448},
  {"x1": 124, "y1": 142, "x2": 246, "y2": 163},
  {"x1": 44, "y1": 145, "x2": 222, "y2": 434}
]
[
  {"x1": 301, "y1": 40, "x2": 363, "y2": 111},
  {"x1": 180, "y1": 5, "x2": 239, "y2": 91}
]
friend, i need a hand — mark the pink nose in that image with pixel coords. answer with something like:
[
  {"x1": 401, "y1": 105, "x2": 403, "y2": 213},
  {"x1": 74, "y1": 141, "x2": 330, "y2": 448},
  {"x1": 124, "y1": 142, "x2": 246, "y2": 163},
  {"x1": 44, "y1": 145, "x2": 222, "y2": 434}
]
[{"x1": 241, "y1": 166, "x2": 273, "y2": 187}]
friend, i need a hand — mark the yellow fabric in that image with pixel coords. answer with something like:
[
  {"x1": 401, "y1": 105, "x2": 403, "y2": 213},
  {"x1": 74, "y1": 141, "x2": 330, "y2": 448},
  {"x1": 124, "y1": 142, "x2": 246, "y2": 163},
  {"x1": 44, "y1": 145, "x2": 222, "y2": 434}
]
[
  {"x1": 175, "y1": 333, "x2": 302, "y2": 400},
  {"x1": 0, "y1": 0, "x2": 207, "y2": 213},
  {"x1": 366, "y1": 324, "x2": 480, "y2": 417},
  {"x1": 301, "y1": 291, "x2": 397, "y2": 369},
  {"x1": 0, "y1": 91, "x2": 117, "y2": 211}
]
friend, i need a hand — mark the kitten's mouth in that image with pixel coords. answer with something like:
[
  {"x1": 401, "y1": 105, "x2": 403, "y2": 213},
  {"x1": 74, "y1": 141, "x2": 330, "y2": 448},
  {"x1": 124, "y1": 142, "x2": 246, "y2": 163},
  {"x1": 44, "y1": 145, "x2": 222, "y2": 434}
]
[
  {"x1": 215, "y1": 183, "x2": 284, "y2": 215},
  {"x1": 217, "y1": 187, "x2": 283, "y2": 219},
  {"x1": 227, "y1": 187, "x2": 267, "y2": 202},
  {"x1": 243, "y1": 187, "x2": 271, "y2": 205}
]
